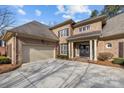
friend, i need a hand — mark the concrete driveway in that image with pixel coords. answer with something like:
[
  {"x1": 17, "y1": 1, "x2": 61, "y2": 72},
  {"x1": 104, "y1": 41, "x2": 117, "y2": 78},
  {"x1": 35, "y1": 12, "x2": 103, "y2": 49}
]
[{"x1": 0, "y1": 59, "x2": 124, "y2": 88}]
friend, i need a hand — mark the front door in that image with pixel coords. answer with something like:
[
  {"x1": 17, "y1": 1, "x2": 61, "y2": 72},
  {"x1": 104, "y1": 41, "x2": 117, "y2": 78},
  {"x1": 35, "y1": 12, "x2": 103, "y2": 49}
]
[{"x1": 79, "y1": 45, "x2": 90, "y2": 57}]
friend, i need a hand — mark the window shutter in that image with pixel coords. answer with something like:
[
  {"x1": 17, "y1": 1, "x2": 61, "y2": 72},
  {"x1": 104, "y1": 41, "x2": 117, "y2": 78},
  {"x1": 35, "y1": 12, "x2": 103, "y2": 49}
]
[
  {"x1": 58, "y1": 31, "x2": 60, "y2": 37},
  {"x1": 67, "y1": 28, "x2": 69, "y2": 36},
  {"x1": 119, "y1": 42, "x2": 124, "y2": 57}
]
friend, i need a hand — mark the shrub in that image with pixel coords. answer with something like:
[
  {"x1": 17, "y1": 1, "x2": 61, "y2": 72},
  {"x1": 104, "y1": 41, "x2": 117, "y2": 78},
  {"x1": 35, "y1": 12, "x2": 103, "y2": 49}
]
[
  {"x1": 0, "y1": 56, "x2": 11, "y2": 64},
  {"x1": 98, "y1": 52, "x2": 114, "y2": 61},
  {"x1": 112, "y1": 58, "x2": 124, "y2": 65},
  {"x1": 56, "y1": 55, "x2": 68, "y2": 59}
]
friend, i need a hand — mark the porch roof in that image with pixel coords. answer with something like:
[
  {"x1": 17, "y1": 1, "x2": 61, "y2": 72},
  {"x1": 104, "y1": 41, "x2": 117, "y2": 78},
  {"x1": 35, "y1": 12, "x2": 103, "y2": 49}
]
[{"x1": 67, "y1": 31, "x2": 101, "y2": 41}]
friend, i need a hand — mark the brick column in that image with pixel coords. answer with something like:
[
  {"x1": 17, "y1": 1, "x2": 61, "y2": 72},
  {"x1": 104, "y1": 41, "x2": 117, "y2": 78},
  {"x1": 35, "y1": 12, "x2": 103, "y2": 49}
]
[
  {"x1": 12, "y1": 36, "x2": 16, "y2": 64},
  {"x1": 68, "y1": 42, "x2": 71, "y2": 58}
]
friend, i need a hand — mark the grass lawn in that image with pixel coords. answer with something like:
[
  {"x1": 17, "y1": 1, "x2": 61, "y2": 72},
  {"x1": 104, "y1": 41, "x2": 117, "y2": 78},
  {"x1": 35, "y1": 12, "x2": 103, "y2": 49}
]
[{"x1": 0, "y1": 64, "x2": 21, "y2": 74}]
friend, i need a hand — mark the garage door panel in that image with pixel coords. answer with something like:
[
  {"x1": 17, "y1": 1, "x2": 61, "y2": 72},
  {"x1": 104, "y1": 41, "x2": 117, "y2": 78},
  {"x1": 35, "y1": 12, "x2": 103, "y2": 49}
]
[{"x1": 22, "y1": 45, "x2": 54, "y2": 63}]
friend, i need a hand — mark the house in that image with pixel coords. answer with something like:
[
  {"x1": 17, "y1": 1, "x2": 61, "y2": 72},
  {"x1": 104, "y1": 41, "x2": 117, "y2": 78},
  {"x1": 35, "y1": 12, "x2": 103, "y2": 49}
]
[
  {"x1": 1, "y1": 12, "x2": 124, "y2": 64},
  {"x1": 0, "y1": 39, "x2": 6, "y2": 56},
  {"x1": 50, "y1": 13, "x2": 124, "y2": 61},
  {"x1": 50, "y1": 15, "x2": 106, "y2": 61},
  {"x1": 2, "y1": 21, "x2": 58, "y2": 64}
]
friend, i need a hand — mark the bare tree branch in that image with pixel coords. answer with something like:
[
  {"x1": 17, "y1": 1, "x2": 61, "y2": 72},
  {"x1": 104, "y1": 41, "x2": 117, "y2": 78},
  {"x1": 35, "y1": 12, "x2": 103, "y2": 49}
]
[{"x1": 0, "y1": 7, "x2": 15, "y2": 35}]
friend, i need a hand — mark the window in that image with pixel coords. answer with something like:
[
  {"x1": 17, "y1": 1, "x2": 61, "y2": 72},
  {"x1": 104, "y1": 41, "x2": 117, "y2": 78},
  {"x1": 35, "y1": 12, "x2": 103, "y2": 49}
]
[
  {"x1": 58, "y1": 28, "x2": 69, "y2": 37},
  {"x1": 60, "y1": 44, "x2": 68, "y2": 55},
  {"x1": 79, "y1": 25, "x2": 90, "y2": 32},
  {"x1": 82, "y1": 26, "x2": 86, "y2": 31},
  {"x1": 86, "y1": 25, "x2": 90, "y2": 30},
  {"x1": 79, "y1": 27, "x2": 82, "y2": 32},
  {"x1": 106, "y1": 43, "x2": 112, "y2": 48}
]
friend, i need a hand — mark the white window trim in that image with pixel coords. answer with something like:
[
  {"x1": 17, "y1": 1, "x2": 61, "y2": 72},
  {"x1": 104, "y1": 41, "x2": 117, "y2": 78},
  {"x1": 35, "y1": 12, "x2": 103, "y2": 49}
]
[
  {"x1": 59, "y1": 28, "x2": 69, "y2": 37},
  {"x1": 79, "y1": 25, "x2": 90, "y2": 32},
  {"x1": 79, "y1": 27, "x2": 82, "y2": 32},
  {"x1": 60, "y1": 44, "x2": 68, "y2": 55},
  {"x1": 106, "y1": 43, "x2": 112, "y2": 48}
]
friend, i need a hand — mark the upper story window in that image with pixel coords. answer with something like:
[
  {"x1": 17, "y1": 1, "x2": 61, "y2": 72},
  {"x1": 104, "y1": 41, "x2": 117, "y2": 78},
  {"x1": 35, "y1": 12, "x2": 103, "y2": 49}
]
[
  {"x1": 79, "y1": 27, "x2": 82, "y2": 32},
  {"x1": 86, "y1": 25, "x2": 90, "y2": 30},
  {"x1": 58, "y1": 28, "x2": 69, "y2": 37},
  {"x1": 79, "y1": 25, "x2": 90, "y2": 32},
  {"x1": 82, "y1": 26, "x2": 86, "y2": 31}
]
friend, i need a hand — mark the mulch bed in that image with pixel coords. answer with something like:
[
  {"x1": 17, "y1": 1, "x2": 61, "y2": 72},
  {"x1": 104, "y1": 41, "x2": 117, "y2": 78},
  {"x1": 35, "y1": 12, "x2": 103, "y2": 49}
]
[
  {"x1": 69, "y1": 58, "x2": 124, "y2": 68},
  {"x1": 0, "y1": 64, "x2": 21, "y2": 74},
  {"x1": 88, "y1": 61, "x2": 124, "y2": 68}
]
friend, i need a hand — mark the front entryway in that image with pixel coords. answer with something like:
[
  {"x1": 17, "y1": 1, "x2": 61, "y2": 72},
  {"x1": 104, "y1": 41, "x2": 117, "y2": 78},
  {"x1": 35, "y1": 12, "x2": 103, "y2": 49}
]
[
  {"x1": 69, "y1": 39, "x2": 97, "y2": 61},
  {"x1": 79, "y1": 44, "x2": 90, "y2": 57}
]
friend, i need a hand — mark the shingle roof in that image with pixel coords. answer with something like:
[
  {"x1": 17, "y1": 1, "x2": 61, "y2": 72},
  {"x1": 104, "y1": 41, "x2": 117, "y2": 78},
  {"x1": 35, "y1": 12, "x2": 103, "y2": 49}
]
[
  {"x1": 67, "y1": 31, "x2": 101, "y2": 41},
  {"x1": 73, "y1": 15, "x2": 107, "y2": 28},
  {"x1": 8, "y1": 21, "x2": 58, "y2": 41},
  {"x1": 49, "y1": 19, "x2": 75, "y2": 30},
  {"x1": 102, "y1": 13, "x2": 124, "y2": 37}
]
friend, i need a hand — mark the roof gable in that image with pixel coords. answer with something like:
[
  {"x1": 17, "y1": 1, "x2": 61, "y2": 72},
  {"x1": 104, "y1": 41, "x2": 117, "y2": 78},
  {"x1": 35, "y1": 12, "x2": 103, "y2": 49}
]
[
  {"x1": 6, "y1": 21, "x2": 58, "y2": 41},
  {"x1": 102, "y1": 12, "x2": 124, "y2": 37},
  {"x1": 50, "y1": 19, "x2": 75, "y2": 30},
  {"x1": 73, "y1": 15, "x2": 106, "y2": 28}
]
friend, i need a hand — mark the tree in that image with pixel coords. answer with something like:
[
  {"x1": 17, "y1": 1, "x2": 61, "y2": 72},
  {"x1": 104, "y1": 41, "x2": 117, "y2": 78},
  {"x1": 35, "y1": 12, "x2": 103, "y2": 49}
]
[
  {"x1": 101, "y1": 5, "x2": 124, "y2": 18},
  {"x1": 90, "y1": 10, "x2": 99, "y2": 18},
  {"x1": 0, "y1": 7, "x2": 15, "y2": 35}
]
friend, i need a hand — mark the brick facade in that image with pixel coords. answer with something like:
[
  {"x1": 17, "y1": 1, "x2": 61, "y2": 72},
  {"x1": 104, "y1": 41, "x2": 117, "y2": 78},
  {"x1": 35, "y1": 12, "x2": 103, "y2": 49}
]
[
  {"x1": 98, "y1": 38, "x2": 124, "y2": 58},
  {"x1": 0, "y1": 47, "x2": 6, "y2": 56}
]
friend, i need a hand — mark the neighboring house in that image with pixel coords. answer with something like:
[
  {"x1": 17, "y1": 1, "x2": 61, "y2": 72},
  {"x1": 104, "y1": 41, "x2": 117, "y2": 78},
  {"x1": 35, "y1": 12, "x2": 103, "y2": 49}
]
[
  {"x1": 0, "y1": 40, "x2": 6, "y2": 56},
  {"x1": 1, "y1": 12, "x2": 124, "y2": 64},
  {"x1": 2, "y1": 21, "x2": 58, "y2": 64},
  {"x1": 50, "y1": 13, "x2": 124, "y2": 61}
]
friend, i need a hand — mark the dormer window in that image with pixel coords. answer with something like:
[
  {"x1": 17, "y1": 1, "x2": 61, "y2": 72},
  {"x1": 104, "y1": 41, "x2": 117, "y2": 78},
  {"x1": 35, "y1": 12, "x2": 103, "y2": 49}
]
[{"x1": 58, "y1": 28, "x2": 69, "y2": 37}]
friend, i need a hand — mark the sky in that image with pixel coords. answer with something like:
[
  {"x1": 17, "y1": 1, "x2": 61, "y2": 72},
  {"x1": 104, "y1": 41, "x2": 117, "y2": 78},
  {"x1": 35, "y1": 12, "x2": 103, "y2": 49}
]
[{"x1": 1, "y1": 5, "x2": 104, "y2": 27}]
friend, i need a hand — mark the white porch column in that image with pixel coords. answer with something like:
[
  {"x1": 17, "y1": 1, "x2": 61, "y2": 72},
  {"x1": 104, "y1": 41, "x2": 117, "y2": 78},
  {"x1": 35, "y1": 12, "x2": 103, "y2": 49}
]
[
  {"x1": 2, "y1": 41, "x2": 5, "y2": 47},
  {"x1": 53, "y1": 47, "x2": 56, "y2": 59},
  {"x1": 68, "y1": 42, "x2": 71, "y2": 58},
  {"x1": 94, "y1": 39, "x2": 97, "y2": 61},
  {"x1": 90, "y1": 40, "x2": 93, "y2": 60},
  {"x1": 71, "y1": 42, "x2": 74, "y2": 58}
]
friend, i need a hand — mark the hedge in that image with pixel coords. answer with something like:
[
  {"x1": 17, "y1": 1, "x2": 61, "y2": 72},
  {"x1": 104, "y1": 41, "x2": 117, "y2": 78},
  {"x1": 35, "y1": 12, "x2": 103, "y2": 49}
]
[
  {"x1": 112, "y1": 58, "x2": 124, "y2": 65},
  {"x1": 0, "y1": 56, "x2": 11, "y2": 64},
  {"x1": 98, "y1": 52, "x2": 114, "y2": 61},
  {"x1": 56, "y1": 55, "x2": 68, "y2": 60}
]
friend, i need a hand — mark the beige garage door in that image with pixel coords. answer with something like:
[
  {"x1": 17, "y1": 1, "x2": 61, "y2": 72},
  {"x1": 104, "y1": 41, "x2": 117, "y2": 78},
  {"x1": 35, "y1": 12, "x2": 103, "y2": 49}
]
[{"x1": 22, "y1": 45, "x2": 54, "y2": 63}]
